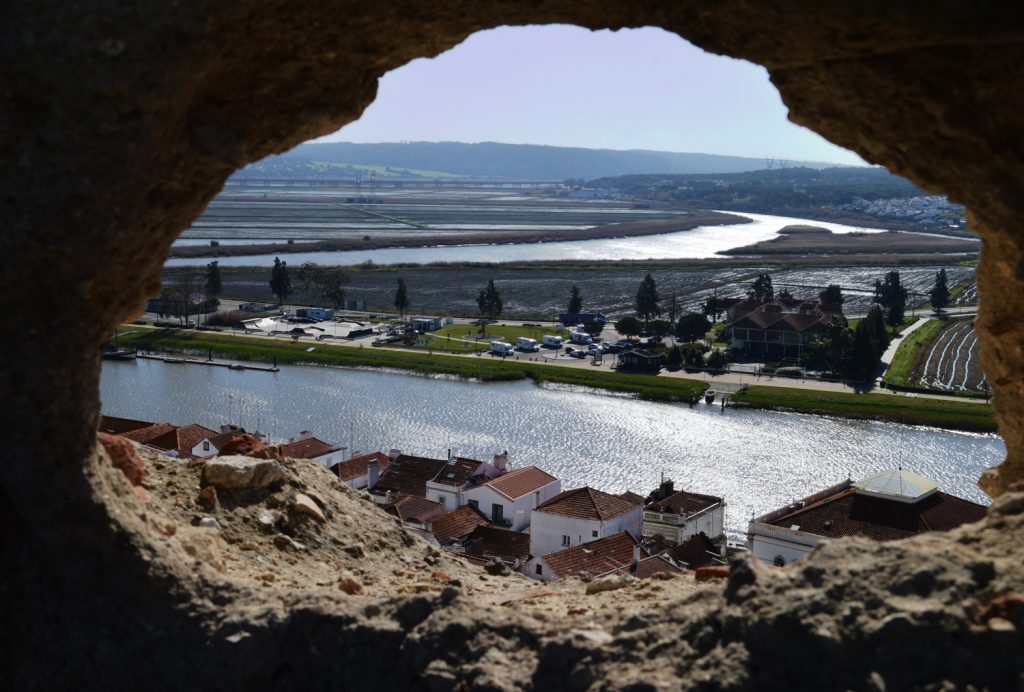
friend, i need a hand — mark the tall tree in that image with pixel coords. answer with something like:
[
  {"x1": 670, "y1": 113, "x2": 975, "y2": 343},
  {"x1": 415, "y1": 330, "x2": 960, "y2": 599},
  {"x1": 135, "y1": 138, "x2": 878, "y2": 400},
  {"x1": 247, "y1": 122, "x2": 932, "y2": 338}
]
[
  {"x1": 269, "y1": 257, "x2": 292, "y2": 305},
  {"x1": 930, "y1": 268, "x2": 950, "y2": 313},
  {"x1": 819, "y1": 284, "x2": 845, "y2": 306},
  {"x1": 296, "y1": 262, "x2": 349, "y2": 308},
  {"x1": 675, "y1": 312, "x2": 711, "y2": 342},
  {"x1": 667, "y1": 293, "x2": 680, "y2": 323},
  {"x1": 702, "y1": 295, "x2": 723, "y2": 322},
  {"x1": 614, "y1": 316, "x2": 642, "y2": 338},
  {"x1": 205, "y1": 261, "x2": 222, "y2": 299},
  {"x1": 567, "y1": 285, "x2": 582, "y2": 314},
  {"x1": 477, "y1": 279, "x2": 503, "y2": 321},
  {"x1": 873, "y1": 270, "x2": 908, "y2": 331},
  {"x1": 394, "y1": 278, "x2": 410, "y2": 318},
  {"x1": 748, "y1": 273, "x2": 774, "y2": 302},
  {"x1": 635, "y1": 273, "x2": 661, "y2": 326}
]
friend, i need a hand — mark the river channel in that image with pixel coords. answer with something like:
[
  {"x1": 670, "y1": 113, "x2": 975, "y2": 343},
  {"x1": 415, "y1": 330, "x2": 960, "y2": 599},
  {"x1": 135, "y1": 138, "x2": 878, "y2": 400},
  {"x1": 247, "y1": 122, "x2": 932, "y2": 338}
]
[
  {"x1": 101, "y1": 359, "x2": 1001, "y2": 536},
  {"x1": 165, "y1": 212, "x2": 890, "y2": 268}
]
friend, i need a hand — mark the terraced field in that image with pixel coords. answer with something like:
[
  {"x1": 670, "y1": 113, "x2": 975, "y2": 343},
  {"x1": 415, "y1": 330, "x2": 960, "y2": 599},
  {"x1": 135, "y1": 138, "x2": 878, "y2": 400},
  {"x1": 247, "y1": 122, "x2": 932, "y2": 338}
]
[{"x1": 913, "y1": 319, "x2": 988, "y2": 392}]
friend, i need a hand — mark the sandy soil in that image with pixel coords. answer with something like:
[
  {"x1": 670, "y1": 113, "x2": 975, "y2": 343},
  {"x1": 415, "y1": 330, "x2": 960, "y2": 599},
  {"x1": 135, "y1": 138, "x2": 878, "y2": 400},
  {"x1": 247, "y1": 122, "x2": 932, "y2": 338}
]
[{"x1": 722, "y1": 224, "x2": 979, "y2": 255}]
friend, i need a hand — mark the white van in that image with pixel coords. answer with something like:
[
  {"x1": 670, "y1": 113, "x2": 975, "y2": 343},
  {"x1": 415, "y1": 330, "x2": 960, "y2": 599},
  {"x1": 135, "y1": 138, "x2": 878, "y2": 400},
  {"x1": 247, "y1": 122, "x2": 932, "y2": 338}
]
[
  {"x1": 541, "y1": 335, "x2": 564, "y2": 348},
  {"x1": 490, "y1": 341, "x2": 514, "y2": 356},
  {"x1": 516, "y1": 337, "x2": 540, "y2": 352},
  {"x1": 569, "y1": 331, "x2": 593, "y2": 345}
]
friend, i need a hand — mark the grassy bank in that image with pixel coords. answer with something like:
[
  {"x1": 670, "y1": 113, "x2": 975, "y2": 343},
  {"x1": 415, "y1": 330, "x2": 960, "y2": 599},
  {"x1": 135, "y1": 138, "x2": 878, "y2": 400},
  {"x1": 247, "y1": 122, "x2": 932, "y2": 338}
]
[
  {"x1": 118, "y1": 329, "x2": 706, "y2": 402},
  {"x1": 885, "y1": 319, "x2": 944, "y2": 387},
  {"x1": 729, "y1": 385, "x2": 996, "y2": 433}
]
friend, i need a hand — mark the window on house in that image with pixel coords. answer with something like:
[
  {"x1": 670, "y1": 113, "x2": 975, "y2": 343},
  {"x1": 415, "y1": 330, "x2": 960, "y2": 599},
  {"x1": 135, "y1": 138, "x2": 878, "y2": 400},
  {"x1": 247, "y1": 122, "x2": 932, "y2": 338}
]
[
  {"x1": 492, "y1": 504, "x2": 503, "y2": 522},
  {"x1": 561, "y1": 535, "x2": 570, "y2": 547},
  {"x1": 591, "y1": 530, "x2": 598, "y2": 538},
  {"x1": 202, "y1": 441, "x2": 209, "y2": 451},
  {"x1": 468, "y1": 499, "x2": 478, "y2": 509},
  {"x1": 773, "y1": 555, "x2": 786, "y2": 567},
  {"x1": 535, "y1": 564, "x2": 542, "y2": 575},
  {"x1": 534, "y1": 491, "x2": 540, "y2": 508},
  {"x1": 438, "y1": 496, "x2": 446, "y2": 510}
]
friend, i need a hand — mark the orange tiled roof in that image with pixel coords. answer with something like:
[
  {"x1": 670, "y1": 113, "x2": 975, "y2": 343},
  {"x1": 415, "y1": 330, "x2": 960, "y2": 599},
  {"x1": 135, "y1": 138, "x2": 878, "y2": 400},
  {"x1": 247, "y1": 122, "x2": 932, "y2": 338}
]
[
  {"x1": 483, "y1": 466, "x2": 558, "y2": 499},
  {"x1": 121, "y1": 422, "x2": 176, "y2": 445},
  {"x1": 536, "y1": 487, "x2": 637, "y2": 521},
  {"x1": 279, "y1": 436, "x2": 335, "y2": 460},
  {"x1": 383, "y1": 494, "x2": 445, "y2": 524},
  {"x1": 619, "y1": 491, "x2": 646, "y2": 506},
  {"x1": 541, "y1": 531, "x2": 639, "y2": 579},
  {"x1": 668, "y1": 532, "x2": 718, "y2": 569},
  {"x1": 650, "y1": 489, "x2": 722, "y2": 516},
  {"x1": 465, "y1": 525, "x2": 531, "y2": 563},
  {"x1": 98, "y1": 415, "x2": 157, "y2": 435},
  {"x1": 329, "y1": 451, "x2": 390, "y2": 482},
  {"x1": 145, "y1": 423, "x2": 218, "y2": 457},
  {"x1": 374, "y1": 454, "x2": 449, "y2": 499},
  {"x1": 431, "y1": 457, "x2": 485, "y2": 487},
  {"x1": 431, "y1": 506, "x2": 491, "y2": 545}
]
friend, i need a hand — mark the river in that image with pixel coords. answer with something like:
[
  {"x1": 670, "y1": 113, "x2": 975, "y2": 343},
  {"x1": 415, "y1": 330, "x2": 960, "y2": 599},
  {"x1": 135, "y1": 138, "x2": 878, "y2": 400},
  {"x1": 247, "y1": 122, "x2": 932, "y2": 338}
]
[
  {"x1": 100, "y1": 359, "x2": 1001, "y2": 536},
  {"x1": 164, "y1": 212, "x2": 891, "y2": 267}
]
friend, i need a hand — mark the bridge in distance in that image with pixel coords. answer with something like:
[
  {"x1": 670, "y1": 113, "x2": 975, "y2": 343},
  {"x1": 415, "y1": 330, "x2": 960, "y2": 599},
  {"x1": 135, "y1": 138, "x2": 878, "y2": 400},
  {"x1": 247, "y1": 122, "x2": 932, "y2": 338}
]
[{"x1": 225, "y1": 178, "x2": 565, "y2": 190}]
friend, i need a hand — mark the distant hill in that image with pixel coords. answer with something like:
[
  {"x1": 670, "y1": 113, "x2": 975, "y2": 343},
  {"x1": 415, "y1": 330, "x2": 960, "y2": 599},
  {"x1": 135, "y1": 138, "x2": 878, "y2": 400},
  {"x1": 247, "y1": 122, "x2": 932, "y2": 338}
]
[{"x1": 232, "y1": 141, "x2": 851, "y2": 181}]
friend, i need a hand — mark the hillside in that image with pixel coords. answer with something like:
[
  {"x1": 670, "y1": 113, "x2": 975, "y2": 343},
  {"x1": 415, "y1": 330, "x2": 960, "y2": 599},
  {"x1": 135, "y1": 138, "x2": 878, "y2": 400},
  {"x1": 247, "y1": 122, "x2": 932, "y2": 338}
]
[{"x1": 232, "y1": 141, "x2": 848, "y2": 181}]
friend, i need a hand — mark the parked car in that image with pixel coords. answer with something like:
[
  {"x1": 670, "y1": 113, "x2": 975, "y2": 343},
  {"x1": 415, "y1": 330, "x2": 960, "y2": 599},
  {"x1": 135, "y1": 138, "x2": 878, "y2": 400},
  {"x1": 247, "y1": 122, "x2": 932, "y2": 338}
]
[
  {"x1": 587, "y1": 343, "x2": 602, "y2": 355},
  {"x1": 569, "y1": 349, "x2": 587, "y2": 359}
]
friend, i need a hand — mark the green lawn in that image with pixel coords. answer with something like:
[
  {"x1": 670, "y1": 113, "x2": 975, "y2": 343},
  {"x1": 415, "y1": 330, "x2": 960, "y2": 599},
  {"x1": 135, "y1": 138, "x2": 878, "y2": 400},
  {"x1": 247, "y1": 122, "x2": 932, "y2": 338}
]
[
  {"x1": 884, "y1": 319, "x2": 943, "y2": 387},
  {"x1": 729, "y1": 384, "x2": 996, "y2": 433},
  {"x1": 436, "y1": 323, "x2": 565, "y2": 345},
  {"x1": 118, "y1": 328, "x2": 706, "y2": 402}
]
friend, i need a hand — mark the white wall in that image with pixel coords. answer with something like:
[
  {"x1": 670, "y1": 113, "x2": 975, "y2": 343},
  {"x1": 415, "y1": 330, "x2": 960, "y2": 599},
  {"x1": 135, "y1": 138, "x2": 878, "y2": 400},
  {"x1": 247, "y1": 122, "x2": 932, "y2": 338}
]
[
  {"x1": 463, "y1": 479, "x2": 561, "y2": 531},
  {"x1": 425, "y1": 482, "x2": 459, "y2": 513},
  {"x1": 530, "y1": 505, "x2": 641, "y2": 558},
  {"x1": 747, "y1": 521, "x2": 820, "y2": 566},
  {"x1": 191, "y1": 439, "x2": 218, "y2": 458},
  {"x1": 643, "y1": 504, "x2": 726, "y2": 544}
]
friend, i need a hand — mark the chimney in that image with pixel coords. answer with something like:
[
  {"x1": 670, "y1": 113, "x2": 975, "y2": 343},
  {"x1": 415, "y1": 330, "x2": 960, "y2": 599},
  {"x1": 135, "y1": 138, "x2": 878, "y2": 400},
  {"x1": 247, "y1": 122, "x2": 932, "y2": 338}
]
[
  {"x1": 633, "y1": 544, "x2": 641, "y2": 564},
  {"x1": 493, "y1": 451, "x2": 508, "y2": 473},
  {"x1": 388, "y1": 448, "x2": 401, "y2": 460},
  {"x1": 367, "y1": 459, "x2": 381, "y2": 489},
  {"x1": 299, "y1": 430, "x2": 314, "y2": 441}
]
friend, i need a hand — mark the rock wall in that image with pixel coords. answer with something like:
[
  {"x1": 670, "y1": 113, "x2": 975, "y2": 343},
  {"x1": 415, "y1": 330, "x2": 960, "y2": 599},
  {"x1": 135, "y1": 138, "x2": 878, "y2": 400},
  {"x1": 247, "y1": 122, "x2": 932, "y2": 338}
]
[{"x1": 4, "y1": 1, "x2": 1024, "y2": 687}]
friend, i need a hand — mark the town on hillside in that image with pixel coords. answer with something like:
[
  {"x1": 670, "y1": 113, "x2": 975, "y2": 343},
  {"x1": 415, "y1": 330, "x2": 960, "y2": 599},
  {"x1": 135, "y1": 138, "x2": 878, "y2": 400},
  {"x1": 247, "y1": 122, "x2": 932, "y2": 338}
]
[{"x1": 100, "y1": 415, "x2": 987, "y2": 582}]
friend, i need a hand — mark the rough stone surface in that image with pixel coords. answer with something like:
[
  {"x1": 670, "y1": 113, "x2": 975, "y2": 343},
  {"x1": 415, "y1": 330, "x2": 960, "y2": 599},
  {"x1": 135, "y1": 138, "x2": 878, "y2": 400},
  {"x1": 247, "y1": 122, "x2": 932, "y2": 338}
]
[
  {"x1": 202, "y1": 456, "x2": 285, "y2": 492},
  {"x1": 5, "y1": 2, "x2": 1024, "y2": 688},
  {"x1": 96, "y1": 432, "x2": 146, "y2": 487},
  {"x1": 291, "y1": 493, "x2": 326, "y2": 523}
]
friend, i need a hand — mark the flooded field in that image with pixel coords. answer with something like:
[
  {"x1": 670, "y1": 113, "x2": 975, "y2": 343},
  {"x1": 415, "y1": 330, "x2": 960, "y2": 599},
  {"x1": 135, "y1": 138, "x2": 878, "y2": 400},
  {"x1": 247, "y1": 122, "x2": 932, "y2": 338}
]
[{"x1": 913, "y1": 318, "x2": 987, "y2": 392}]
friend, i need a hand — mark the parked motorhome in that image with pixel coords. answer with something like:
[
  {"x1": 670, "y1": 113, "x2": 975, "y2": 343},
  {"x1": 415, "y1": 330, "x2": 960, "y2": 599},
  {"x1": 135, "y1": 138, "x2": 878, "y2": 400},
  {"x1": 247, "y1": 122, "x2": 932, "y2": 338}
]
[
  {"x1": 569, "y1": 331, "x2": 593, "y2": 345},
  {"x1": 541, "y1": 335, "x2": 564, "y2": 348},
  {"x1": 516, "y1": 337, "x2": 540, "y2": 352},
  {"x1": 490, "y1": 341, "x2": 514, "y2": 356}
]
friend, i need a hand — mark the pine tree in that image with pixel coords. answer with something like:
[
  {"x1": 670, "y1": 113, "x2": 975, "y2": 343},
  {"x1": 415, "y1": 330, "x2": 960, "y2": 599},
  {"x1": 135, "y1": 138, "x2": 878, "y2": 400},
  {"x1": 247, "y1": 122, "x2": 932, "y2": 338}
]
[
  {"x1": 394, "y1": 278, "x2": 410, "y2": 318},
  {"x1": 205, "y1": 261, "x2": 222, "y2": 298},
  {"x1": 635, "y1": 273, "x2": 661, "y2": 326},
  {"x1": 873, "y1": 270, "x2": 907, "y2": 332},
  {"x1": 819, "y1": 284, "x2": 844, "y2": 306},
  {"x1": 930, "y1": 268, "x2": 950, "y2": 313},
  {"x1": 269, "y1": 257, "x2": 292, "y2": 304},
  {"x1": 748, "y1": 273, "x2": 774, "y2": 302},
  {"x1": 476, "y1": 279, "x2": 503, "y2": 321},
  {"x1": 567, "y1": 285, "x2": 582, "y2": 314}
]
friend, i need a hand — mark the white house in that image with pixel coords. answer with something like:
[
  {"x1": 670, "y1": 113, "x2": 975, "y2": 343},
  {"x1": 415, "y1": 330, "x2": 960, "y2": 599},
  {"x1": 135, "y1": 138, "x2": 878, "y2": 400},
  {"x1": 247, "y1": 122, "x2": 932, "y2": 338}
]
[
  {"x1": 278, "y1": 431, "x2": 344, "y2": 467},
  {"x1": 425, "y1": 456, "x2": 495, "y2": 512},
  {"x1": 642, "y1": 488, "x2": 726, "y2": 545},
  {"x1": 747, "y1": 469, "x2": 988, "y2": 567},
  {"x1": 462, "y1": 465, "x2": 561, "y2": 530},
  {"x1": 328, "y1": 451, "x2": 390, "y2": 490},
  {"x1": 529, "y1": 487, "x2": 642, "y2": 559},
  {"x1": 526, "y1": 531, "x2": 640, "y2": 582}
]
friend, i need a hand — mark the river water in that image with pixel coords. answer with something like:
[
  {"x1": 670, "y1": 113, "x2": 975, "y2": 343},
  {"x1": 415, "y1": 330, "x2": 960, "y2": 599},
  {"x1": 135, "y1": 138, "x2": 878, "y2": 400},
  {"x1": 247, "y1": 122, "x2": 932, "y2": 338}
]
[
  {"x1": 165, "y1": 212, "x2": 892, "y2": 268},
  {"x1": 100, "y1": 359, "x2": 1001, "y2": 536}
]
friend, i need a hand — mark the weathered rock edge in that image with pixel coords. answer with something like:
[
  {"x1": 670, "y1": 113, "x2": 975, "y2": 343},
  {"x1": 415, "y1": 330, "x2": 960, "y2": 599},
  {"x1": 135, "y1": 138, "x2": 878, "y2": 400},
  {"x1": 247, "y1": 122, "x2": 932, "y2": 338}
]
[{"x1": 5, "y1": 1, "x2": 1024, "y2": 688}]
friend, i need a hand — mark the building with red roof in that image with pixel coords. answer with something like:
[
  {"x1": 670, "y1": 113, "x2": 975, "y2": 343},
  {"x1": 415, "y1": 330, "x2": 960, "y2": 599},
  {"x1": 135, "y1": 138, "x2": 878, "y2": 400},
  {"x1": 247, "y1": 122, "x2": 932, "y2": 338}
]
[
  {"x1": 725, "y1": 298, "x2": 845, "y2": 359},
  {"x1": 747, "y1": 469, "x2": 988, "y2": 566},
  {"x1": 431, "y1": 505, "x2": 492, "y2": 546},
  {"x1": 527, "y1": 531, "x2": 642, "y2": 582},
  {"x1": 529, "y1": 486, "x2": 643, "y2": 559},
  {"x1": 462, "y1": 465, "x2": 561, "y2": 530},
  {"x1": 328, "y1": 451, "x2": 390, "y2": 490},
  {"x1": 642, "y1": 481, "x2": 726, "y2": 545}
]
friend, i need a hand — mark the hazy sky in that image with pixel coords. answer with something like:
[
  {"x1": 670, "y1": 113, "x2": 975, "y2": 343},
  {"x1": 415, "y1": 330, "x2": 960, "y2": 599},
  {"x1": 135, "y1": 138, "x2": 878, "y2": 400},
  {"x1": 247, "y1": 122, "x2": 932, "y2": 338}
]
[{"x1": 322, "y1": 25, "x2": 864, "y2": 166}]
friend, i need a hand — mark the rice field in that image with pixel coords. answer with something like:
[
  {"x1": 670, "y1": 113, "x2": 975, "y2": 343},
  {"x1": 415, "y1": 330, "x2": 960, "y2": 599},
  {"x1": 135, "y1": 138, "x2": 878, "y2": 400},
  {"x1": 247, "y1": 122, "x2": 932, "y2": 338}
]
[{"x1": 913, "y1": 319, "x2": 988, "y2": 392}]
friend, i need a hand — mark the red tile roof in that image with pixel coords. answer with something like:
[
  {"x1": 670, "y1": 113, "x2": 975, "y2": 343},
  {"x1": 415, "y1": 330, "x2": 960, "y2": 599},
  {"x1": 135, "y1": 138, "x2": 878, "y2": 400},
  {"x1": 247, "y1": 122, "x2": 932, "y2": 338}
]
[
  {"x1": 279, "y1": 436, "x2": 335, "y2": 460},
  {"x1": 624, "y1": 554, "x2": 684, "y2": 579},
  {"x1": 540, "y1": 531, "x2": 640, "y2": 579},
  {"x1": 536, "y1": 487, "x2": 638, "y2": 521},
  {"x1": 373, "y1": 454, "x2": 449, "y2": 499},
  {"x1": 431, "y1": 457, "x2": 485, "y2": 487},
  {"x1": 765, "y1": 487, "x2": 988, "y2": 542},
  {"x1": 98, "y1": 415, "x2": 157, "y2": 435},
  {"x1": 668, "y1": 532, "x2": 719, "y2": 569},
  {"x1": 619, "y1": 491, "x2": 646, "y2": 506},
  {"x1": 383, "y1": 494, "x2": 445, "y2": 524},
  {"x1": 650, "y1": 489, "x2": 723, "y2": 516},
  {"x1": 121, "y1": 422, "x2": 176, "y2": 445},
  {"x1": 465, "y1": 526, "x2": 531, "y2": 563},
  {"x1": 431, "y1": 506, "x2": 491, "y2": 546},
  {"x1": 329, "y1": 451, "x2": 390, "y2": 483},
  {"x1": 483, "y1": 466, "x2": 558, "y2": 499},
  {"x1": 145, "y1": 423, "x2": 218, "y2": 457}
]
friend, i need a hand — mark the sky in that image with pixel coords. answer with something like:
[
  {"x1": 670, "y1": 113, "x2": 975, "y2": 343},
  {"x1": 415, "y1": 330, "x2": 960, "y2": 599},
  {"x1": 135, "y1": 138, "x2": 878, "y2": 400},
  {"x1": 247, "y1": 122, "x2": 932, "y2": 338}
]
[{"x1": 322, "y1": 25, "x2": 864, "y2": 166}]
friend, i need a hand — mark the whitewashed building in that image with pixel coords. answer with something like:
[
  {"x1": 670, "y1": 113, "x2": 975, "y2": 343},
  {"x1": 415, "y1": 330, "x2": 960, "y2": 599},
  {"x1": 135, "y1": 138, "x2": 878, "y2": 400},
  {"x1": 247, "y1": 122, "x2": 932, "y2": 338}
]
[
  {"x1": 642, "y1": 488, "x2": 726, "y2": 545},
  {"x1": 747, "y1": 469, "x2": 988, "y2": 567},
  {"x1": 278, "y1": 431, "x2": 344, "y2": 467},
  {"x1": 529, "y1": 487, "x2": 642, "y2": 559},
  {"x1": 462, "y1": 465, "x2": 561, "y2": 530},
  {"x1": 328, "y1": 451, "x2": 390, "y2": 490}
]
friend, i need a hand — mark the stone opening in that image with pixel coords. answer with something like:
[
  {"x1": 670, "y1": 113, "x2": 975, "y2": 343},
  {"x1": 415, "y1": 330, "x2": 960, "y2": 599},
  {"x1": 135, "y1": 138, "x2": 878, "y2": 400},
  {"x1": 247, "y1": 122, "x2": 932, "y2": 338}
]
[{"x1": 5, "y1": 3, "x2": 1024, "y2": 687}]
